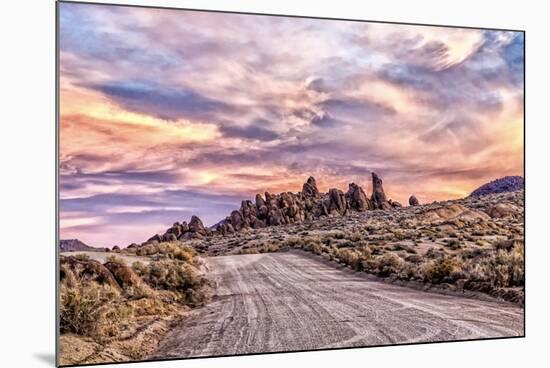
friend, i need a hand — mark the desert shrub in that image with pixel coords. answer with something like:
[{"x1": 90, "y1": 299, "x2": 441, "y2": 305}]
[
  {"x1": 423, "y1": 257, "x2": 459, "y2": 283},
  {"x1": 398, "y1": 262, "x2": 418, "y2": 279},
  {"x1": 141, "y1": 259, "x2": 208, "y2": 306},
  {"x1": 106, "y1": 255, "x2": 125, "y2": 264},
  {"x1": 60, "y1": 281, "x2": 123, "y2": 337},
  {"x1": 336, "y1": 248, "x2": 361, "y2": 270},
  {"x1": 491, "y1": 244, "x2": 524, "y2": 287},
  {"x1": 264, "y1": 243, "x2": 281, "y2": 253},
  {"x1": 493, "y1": 238, "x2": 522, "y2": 252},
  {"x1": 425, "y1": 247, "x2": 444, "y2": 259},
  {"x1": 332, "y1": 231, "x2": 346, "y2": 239},
  {"x1": 446, "y1": 239, "x2": 462, "y2": 250},
  {"x1": 73, "y1": 254, "x2": 90, "y2": 261},
  {"x1": 336, "y1": 240, "x2": 355, "y2": 249},
  {"x1": 405, "y1": 254, "x2": 422, "y2": 264},
  {"x1": 285, "y1": 236, "x2": 304, "y2": 248},
  {"x1": 373, "y1": 253, "x2": 405, "y2": 277},
  {"x1": 300, "y1": 236, "x2": 323, "y2": 254},
  {"x1": 392, "y1": 231, "x2": 405, "y2": 241},
  {"x1": 131, "y1": 261, "x2": 147, "y2": 276},
  {"x1": 348, "y1": 231, "x2": 363, "y2": 242},
  {"x1": 238, "y1": 247, "x2": 258, "y2": 254}
]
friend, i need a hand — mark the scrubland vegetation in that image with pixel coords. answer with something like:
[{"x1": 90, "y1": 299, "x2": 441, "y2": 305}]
[
  {"x1": 217, "y1": 191, "x2": 524, "y2": 304},
  {"x1": 59, "y1": 242, "x2": 210, "y2": 365}
]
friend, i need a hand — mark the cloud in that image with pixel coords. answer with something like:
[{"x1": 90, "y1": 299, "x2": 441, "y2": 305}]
[
  {"x1": 219, "y1": 121, "x2": 281, "y2": 141},
  {"x1": 59, "y1": 3, "x2": 524, "y2": 247},
  {"x1": 88, "y1": 80, "x2": 237, "y2": 121}
]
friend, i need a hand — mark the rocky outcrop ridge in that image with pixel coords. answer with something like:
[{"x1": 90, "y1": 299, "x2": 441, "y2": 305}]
[
  {"x1": 59, "y1": 239, "x2": 98, "y2": 253},
  {"x1": 214, "y1": 173, "x2": 394, "y2": 238},
  {"x1": 145, "y1": 173, "x2": 398, "y2": 244},
  {"x1": 147, "y1": 215, "x2": 211, "y2": 243},
  {"x1": 469, "y1": 176, "x2": 524, "y2": 197}
]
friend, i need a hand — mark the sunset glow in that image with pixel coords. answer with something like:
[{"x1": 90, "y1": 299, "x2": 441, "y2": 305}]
[{"x1": 59, "y1": 3, "x2": 524, "y2": 247}]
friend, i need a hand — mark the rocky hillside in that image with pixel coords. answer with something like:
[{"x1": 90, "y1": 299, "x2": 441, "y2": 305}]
[
  {"x1": 59, "y1": 239, "x2": 97, "y2": 252},
  {"x1": 469, "y1": 176, "x2": 524, "y2": 197},
  {"x1": 147, "y1": 173, "x2": 413, "y2": 243},
  {"x1": 199, "y1": 189, "x2": 524, "y2": 304}
]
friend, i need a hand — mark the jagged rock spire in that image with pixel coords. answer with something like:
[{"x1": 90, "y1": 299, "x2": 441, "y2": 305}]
[{"x1": 371, "y1": 172, "x2": 390, "y2": 210}]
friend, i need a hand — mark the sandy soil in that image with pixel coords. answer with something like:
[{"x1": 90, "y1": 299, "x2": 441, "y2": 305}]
[{"x1": 151, "y1": 251, "x2": 523, "y2": 359}]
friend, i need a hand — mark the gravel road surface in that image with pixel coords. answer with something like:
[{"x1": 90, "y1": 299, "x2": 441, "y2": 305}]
[{"x1": 152, "y1": 251, "x2": 523, "y2": 359}]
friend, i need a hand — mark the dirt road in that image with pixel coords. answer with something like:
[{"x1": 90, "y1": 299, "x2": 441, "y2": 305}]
[{"x1": 151, "y1": 251, "x2": 523, "y2": 359}]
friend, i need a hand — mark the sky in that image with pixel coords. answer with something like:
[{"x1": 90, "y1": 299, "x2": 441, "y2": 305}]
[{"x1": 59, "y1": 2, "x2": 524, "y2": 248}]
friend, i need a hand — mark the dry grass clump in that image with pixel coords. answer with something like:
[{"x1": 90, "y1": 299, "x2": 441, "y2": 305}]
[
  {"x1": 60, "y1": 281, "x2": 125, "y2": 338},
  {"x1": 371, "y1": 253, "x2": 405, "y2": 277},
  {"x1": 237, "y1": 241, "x2": 284, "y2": 254},
  {"x1": 422, "y1": 257, "x2": 460, "y2": 283},
  {"x1": 60, "y1": 248, "x2": 209, "y2": 345},
  {"x1": 133, "y1": 241, "x2": 196, "y2": 262},
  {"x1": 133, "y1": 259, "x2": 209, "y2": 307}
]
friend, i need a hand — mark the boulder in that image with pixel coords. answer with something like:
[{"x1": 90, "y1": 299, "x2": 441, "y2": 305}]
[
  {"x1": 265, "y1": 192, "x2": 278, "y2": 208},
  {"x1": 267, "y1": 207, "x2": 285, "y2": 226},
  {"x1": 230, "y1": 210, "x2": 245, "y2": 230},
  {"x1": 488, "y1": 203, "x2": 520, "y2": 218},
  {"x1": 409, "y1": 195, "x2": 420, "y2": 206},
  {"x1": 180, "y1": 221, "x2": 189, "y2": 233},
  {"x1": 103, "y1": 261, "x2": 145, "y2": 290},
  {"x1": 240, "y1": 200, "x2": 257, "y2": 218},
  {"x1": 188, "y1": 215, "x2": 206, "y2": 235},
  {"x1": 371, "y1": 172, "x2": 390, "y2": 210},
  {"x1": 255, "y1": 194, "x2": 269, "y2": 219},
  {"x1": 328, "y1": 188, "x2": 347, "y2": 215},
  {"x1": 147, "y1": 234, "x2": 162, "y2": 243},
  {"x1": 216, "y1": 221, "x2": 236, "y2": 236},
  {"x1": 163, "y1": 233, "x2": 177, "y2": 242},
  {"x1": 389, "y1": 200, "x2": 402, "y2": 208},
  {"x1": 346, "y1": 182, "x2": 370, "y2": 211},
  {"x1": 250, "y1": 216, "x2": 266, "y2": 229},
  {"x1": 60, "y1": 256, "x2": 120, "y2": 290},
  {"x1": 302, "y1": 176, "x2": 320, "y2": 198},
  {"x1": 166, "y1": 222, "x2": 183, "y2": 238}
]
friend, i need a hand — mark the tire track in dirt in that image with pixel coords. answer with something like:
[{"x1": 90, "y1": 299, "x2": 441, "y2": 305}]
[{"x1": 151, "y1": 252, "x2": 523, "y2": 359}]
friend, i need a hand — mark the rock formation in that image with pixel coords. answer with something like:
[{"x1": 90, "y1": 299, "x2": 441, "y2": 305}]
[
  {"x1": 370, "y1": 172, "x2": 390, "y2": 210},
  {"x1": 327, "y1": 188, "x2": 348, "y2": 215},
  {"x1": 302, "y1": 176, "x2": 320, "y2": 198},
  {"x1": 389, "y1": 199, "x2": 402, "y2": 208},
  {"x1": 145, "y1": 174, "x2": 396, "y2": 243},
  {"x1": 147, "y1": 215, "x2": 210, "y2": 244},
  {"x1": 487, "y1": 203, "x2": 520, "y2": 218},
  {"x1": 409, "y1": 195, "x2": 420, "y2": 206},
  {"x1": 469, "y1": 176, "x2": 524, "y2": 197},
  {"x1": 346, "y1": 182, "x2": 371, "y2": 211},
  {"x1": 59, "y1": 239, "x2": 97, "y2": 253}
]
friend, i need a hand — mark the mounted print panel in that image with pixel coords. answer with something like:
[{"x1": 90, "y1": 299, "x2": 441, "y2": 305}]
[{"x1": 57, "y1": 1, "x2": 525, "y2": 366}]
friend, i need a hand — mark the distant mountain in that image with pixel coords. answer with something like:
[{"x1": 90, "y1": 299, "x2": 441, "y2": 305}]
[
  {"x1": 469, "y1": 176, "x2": 524, "y2": 197},
  {"x1": 59, "y1": 238, "x2": 96, "y2": 252}
]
